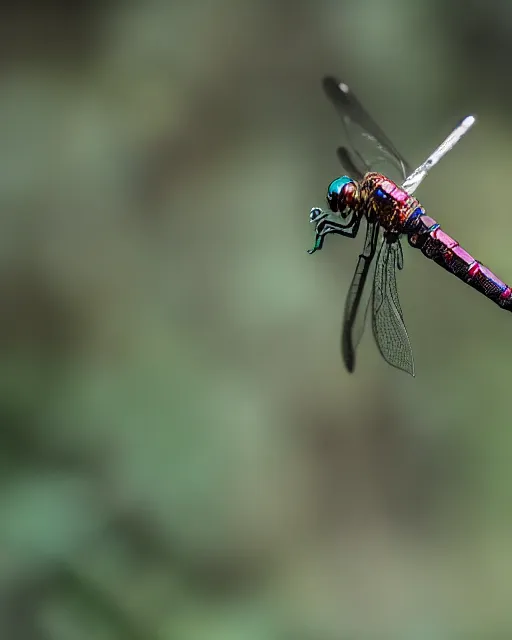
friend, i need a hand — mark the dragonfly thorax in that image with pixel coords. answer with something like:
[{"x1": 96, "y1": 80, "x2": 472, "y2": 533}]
[{"x1": 327, "y1": 175, "x2": 359, "y2": 217}]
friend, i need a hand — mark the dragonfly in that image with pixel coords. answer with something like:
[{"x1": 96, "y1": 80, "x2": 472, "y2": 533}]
[{"x1": 308, "y1": 76, "x2": 512, "y2": 376}]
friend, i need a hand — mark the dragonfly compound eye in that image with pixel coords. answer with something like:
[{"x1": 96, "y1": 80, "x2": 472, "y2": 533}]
[{"x1": 327, "y1": 176, "x2": 356, "y2": 215}]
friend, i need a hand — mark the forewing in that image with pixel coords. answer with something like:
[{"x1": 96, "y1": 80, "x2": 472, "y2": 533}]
[
  {"x1": 341, "y1": 220, "x2": 381, "y2": 373},
  {"x1": 372, "y1": 239, "x2": 415, "y2": 376},
  {"x1": 336, "y1": 146, "x2": 365, "y2": 181},
  {"x1": 323, "y1": 76, "x2": 411, "y2": 183}
]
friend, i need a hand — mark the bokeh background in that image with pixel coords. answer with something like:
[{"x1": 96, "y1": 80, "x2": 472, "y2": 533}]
[{"x1": 1, "y1": 1, "x2": 512, "y2": 638}]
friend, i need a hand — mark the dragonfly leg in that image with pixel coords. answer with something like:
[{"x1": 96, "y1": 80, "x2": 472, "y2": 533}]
[{"x1": 307, "y1": 215, "x2": 362, "y2": 254}]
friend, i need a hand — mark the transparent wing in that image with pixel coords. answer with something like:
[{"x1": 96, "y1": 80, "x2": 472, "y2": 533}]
[
  {"x1": 371, "y1": 238, "x2": 415, "y2": 376},
  {"x1": 341, "y1": 220, "x2": 381, "y2": 373},
  {"x1": 323, "y1": 76, "x2": 412, "y2": 183},
  {"x1": 336, "y1": 146, "x2": 365, "y2": 181}
]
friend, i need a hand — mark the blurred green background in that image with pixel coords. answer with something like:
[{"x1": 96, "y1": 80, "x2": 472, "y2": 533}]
[{"x1": 1, "y1": 1, "x2": 512, "y2": 638}]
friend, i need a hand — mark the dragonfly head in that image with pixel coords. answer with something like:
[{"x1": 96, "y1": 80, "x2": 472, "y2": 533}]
[{"x1": 327, "y1": 176, "x2": 357, "y2": 217}]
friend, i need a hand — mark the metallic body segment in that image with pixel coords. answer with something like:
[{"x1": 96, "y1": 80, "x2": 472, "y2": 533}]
[
  {"x1": 358, "y1": 173, "x2": 422, "y2": 233},
  {"x1": 409, "y1": 222, "x2": 512, "y2": 309}
]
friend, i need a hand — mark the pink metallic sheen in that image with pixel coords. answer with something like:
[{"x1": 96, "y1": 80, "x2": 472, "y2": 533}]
[
  {"x1": 452, "y1": 246, "x2": 475, "y2": 266},
  {"x1": 479, "y1": 265, "x2": 507, "y2": 289},
  {"x1": 468, "y1": 262, "x2": 481, "y2": 278},
  {"x1": 393, "y1": 188, "x2": 408, "y2": 203},
  {"x1": 432, "y1": 228, "x2": 458, "y2": 249},
  {"x1": 382, "y1": 182, "x2": 409, "y2": 203},
  {"x1": 420, "y1": 215, "x2": 437, "y2": 228},
  {"x1": 500, "y1": 287, "x2": 512, "y2": 300}
]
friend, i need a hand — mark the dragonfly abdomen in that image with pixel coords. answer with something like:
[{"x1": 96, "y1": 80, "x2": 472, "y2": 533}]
[{"x1": 409, "y1": 217, "x2": 512, "y2": 309}]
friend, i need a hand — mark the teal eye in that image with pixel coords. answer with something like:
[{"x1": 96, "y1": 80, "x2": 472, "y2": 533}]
[
  {"x1": 327, "y1": 176, "x2": 353, "y2": 199},
  {"x1": 327, "y1": 175, "x2": 354, "y2": 213}
]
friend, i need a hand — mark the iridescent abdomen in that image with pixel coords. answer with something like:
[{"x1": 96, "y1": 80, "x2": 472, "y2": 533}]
[
  {"x1": 360, "y1": 172, "x2": 422, "y2": 233},
  {"x1": 409, "y1": 220, "x2": 512, "y2": 310}
]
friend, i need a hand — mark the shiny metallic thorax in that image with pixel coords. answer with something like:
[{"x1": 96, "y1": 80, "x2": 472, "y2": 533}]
[{"x1": 355, "y1": 172, "x2": 423, "y2": 234}]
